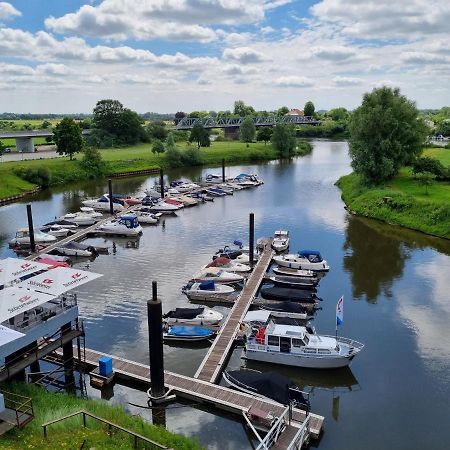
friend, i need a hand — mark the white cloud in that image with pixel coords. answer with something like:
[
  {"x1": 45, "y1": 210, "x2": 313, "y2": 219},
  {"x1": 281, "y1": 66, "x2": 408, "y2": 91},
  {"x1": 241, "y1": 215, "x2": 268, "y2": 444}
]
[
  {"x1": 274, "y1": 76, "x2": 314, "y2": 87},
  {"x1": 222, "y1": 47, "x2": 269, "y2": 64},
  {"x1": 0, "y1": 2, "x2": 21, "y2": 21},
  {"x1": 333, "y1": 76, "x2": 362, "y2": 86},
  {"x1": 311, "y1": 45, "x2": 358, "y2": 61}
]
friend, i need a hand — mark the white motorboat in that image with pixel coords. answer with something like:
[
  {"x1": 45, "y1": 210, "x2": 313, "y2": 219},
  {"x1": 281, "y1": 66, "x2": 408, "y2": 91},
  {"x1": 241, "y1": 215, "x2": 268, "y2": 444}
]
[
  {"x1": 243, "y1": 320, "x2": 363, "y2": 369},
  {"x1": 148, "y1": 201, "x2": 181, "y2": 213},
  {"x1": 272, "y1": 230, "x2": 289, "y2": 252},
  {"x1": 272, "y1": 266, "x2": 316, "y2": 278},
  {"x1": 183, "y1": 281, "x2": 235, "y2": 301},
  {"x1": 205, "y1": 174, "x2": 223, "y2": 184},
  {"x1": 47, "y1": 226, "x2": 71, "y2": 238},
  {"x1": 82, "y1": 194, "x2": 125, "y2": 212},
  {"x1": 191, "y1": 268, "x2": 244, "y2": 284},
  {"x1": 173, "y1": 182, "x2": 200, "y2": 193},
  {"x1": 163, "y1": 306, "x2": 223, "y2": 325},
  {"x1": 130, "y1": 210, "x2": 160, "y2": 224},
  {"x1": 54, "y1": 241, "x2": 96, "y2": 257},
  {"x1": 9, "y1": 228, "x2": 57, "y2": 246},
  {"x1": 59, "y1": 212, "x2": 97, "y2": 226},
  {"x1": 173, "y1": 194, "x2": 198, "y2": 206},
  {"x1": 273, "y1": 251, "x2": 329, "y2": 272},
  {"x1": 96, "y1": 214, "x2": 143, "y2": 236},
  {"x1": 216, "y1": 246, "x2": 259, "y2": 264},
  {"x1": 80, "y1": 207, "x2": 103, "y2": 218},
  {"x1": 205, "y1": 257, "x2": 251, "y2": 273}
]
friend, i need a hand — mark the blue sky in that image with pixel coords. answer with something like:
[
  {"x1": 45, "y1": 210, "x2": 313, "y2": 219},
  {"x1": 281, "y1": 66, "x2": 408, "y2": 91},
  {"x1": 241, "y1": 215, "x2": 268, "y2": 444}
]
[{"x1": 0, "y1": 0, "x2": 448, "y2": 113}]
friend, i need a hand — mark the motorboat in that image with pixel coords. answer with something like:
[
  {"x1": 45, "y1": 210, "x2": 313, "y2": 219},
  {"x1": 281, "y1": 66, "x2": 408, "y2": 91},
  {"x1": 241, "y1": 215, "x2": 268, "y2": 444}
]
[
  {"x1": 47, "y1": 226, "x2": 71, "y2": 238},
  {"x1": 223, "y1": 370, "x2": 309, "y2": 408},
  {"x1": 266, "y1": 275, "x2": 318, "y2": 290},
  {"x1": 96, "y1": 214, "x2": 143, "y2": 236},
  {"x1": 79, "y1": 207, "x2": 103, "y2": 218},
  {"x1": 234, "y1": 173, "x2": 264, "y2": 186},
  {"x1": 41, "y1": 220, "x2": 78, "y2": 230},
  {"x1": 9, "y1": 228, "x2": 57, "y2": 246},
  {"x1": 170, "y1": 181, "x2": 200, "y2": 192},
  {"x1": 203, "y1": 188, "x2": 226, "y2": 197},
  {"x1": 243, "y1": 321, "x2": 364, "y2": 369},
  {"x1": 190, "y1": 192, "x2": 213, "y2": 202},
  {"x1": 36, "y1": 256, "x2": 70, "y2": 269},
  {"x1": 122, "y1": 196, "x2": 142, "y2": 206},
  {"x1": 54, "y1": 241, "x2": 98, "y2": 257},
  {"x1": 205, "y1": 257, "x2": 251, "y2": 273},
  {"x1": 163, "y1": 324, "x2": 216, "y2": 342},
  {"x1": 191, "y1": 268, "x2": 244, "y2": 284},
  {"x1": 260, "y1": 287, "x2": 320, "y2": 303},
  {"x1": 183, "y1": 281, "x2": 235, "y2": 301},
  {"x1": 205, "y1": 174, "x2": 223, "y2": 184},
  {"x1": 129, "y1": 210, "x2": 161, "y2": 224},
  {"x1": 216, "y1": 246, "x2": 259, "y2": 264},
  {"x1": 243, "y1": 309, "x2": 309, "y2": 324},
  {"x1": 209, "y1": 187, "x2": 229, "y2": 196},
  {"x1": 256, "y1": 301, "x2": 310, "y2": 315},
  {"x1": 59, "y1": 212, "x2": 98, "y2": 226},
  {"x1": 173, "y1": 194, "x2": 198, "y2": 206},
  {"x1": 38, "y1": 253, "x2": 71, "y2": 263},
  {"x1": 222, "y1": 182, "x2": 243, "y2": 191},
  {"x1": 164, "y1": 198, "x2": 185, "y2": 208},
  {"x1": 272, "y1": 231, "x2": 289, "y2": 252},
  {"x1": 82, "y1": 194, "x2": 125, "y2": 212},
  {"x1": 215, "y1": 185, "x2": 234, "y2": 195},
  {"x1": 146, "y1": 200, "x2": 180, "y2": 214},
  {"x1": 163, "y1": 307, "x2": 223, "y2": 325},
  {"x1": 273, "y1": 251, "x2": 330, "y2": 272},
  {"x1": 272, "y1": 266, "x2": 316, "y2": 278}
]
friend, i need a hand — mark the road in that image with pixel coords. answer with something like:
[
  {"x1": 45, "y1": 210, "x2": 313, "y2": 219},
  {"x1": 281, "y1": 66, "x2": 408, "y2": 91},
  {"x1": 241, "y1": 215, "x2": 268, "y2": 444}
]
[{"x1": 0, "y1": 147, "x2": 61, "y2": 162}]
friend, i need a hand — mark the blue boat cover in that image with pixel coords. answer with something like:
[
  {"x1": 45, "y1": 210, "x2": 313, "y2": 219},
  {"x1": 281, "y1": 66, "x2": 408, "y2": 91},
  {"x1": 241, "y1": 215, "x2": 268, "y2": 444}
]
[
  {"x1": 233, "y1": 240, "x2": 243, "y2": 247},
  {"x1": 299, "y1": 250, "x2": 321, "y2": 256},
  {"x1": 199, "y1": 280, "x2": 215, "y2": 290},
  {"x1": 168, "y1": 326, "x2": 213, "y2": 337}
]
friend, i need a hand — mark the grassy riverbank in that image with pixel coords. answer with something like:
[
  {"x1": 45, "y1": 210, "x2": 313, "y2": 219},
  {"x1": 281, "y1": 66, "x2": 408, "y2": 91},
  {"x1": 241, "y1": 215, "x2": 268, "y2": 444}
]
[
  {"x1": 0, "y1": 140, "x2": 311, "y2": 200},
  {"x1": 1, "y1": 383, "x2": 202, "y2": 450},
  {"x1": 336, "y1": 148, "x2": 450, "y2": 239}
]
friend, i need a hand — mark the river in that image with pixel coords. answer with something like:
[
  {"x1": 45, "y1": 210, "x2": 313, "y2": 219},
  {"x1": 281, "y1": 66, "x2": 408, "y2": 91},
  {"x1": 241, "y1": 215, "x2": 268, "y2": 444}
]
[{"x1": 0, "y1": 140, "x2": 449, "y2": 449}]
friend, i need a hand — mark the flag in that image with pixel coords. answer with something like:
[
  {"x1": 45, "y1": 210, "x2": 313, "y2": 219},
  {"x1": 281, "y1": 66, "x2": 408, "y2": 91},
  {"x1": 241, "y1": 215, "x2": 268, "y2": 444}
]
[{"x1": 336, "y1": 296, "x2": 344, "y2": 327}]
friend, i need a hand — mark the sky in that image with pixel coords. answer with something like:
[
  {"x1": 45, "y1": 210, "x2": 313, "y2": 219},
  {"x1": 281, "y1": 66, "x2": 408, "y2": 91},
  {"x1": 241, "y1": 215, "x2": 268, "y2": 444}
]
[{"x1": 0, "y1": 0, "x2": 449, "y2": 114}]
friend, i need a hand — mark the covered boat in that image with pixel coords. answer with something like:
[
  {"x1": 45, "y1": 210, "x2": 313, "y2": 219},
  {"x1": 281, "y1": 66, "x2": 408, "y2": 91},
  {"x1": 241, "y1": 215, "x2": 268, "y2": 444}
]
[
  {"x1": 82, "y1": 194, "x2": 125, "y2": 212},
  {"x1": 260, "y1": 287, "x2": 320, "y2": 303},
  {"x1": 163, "y1": 307, "x2": 223, "y2": 325},
  {"x1": 223, "y1": 370, "x2": 309, "y2": 408},
  {"x1": 59, "y1": 212, "x2": 98, "y2": 226},
  {"x1": 272, "y1": 266, "x2": 316, "y2": 278},
  {"x1": 273, "y1": 250, "x2": 330, "y2": 272},
  {"x1": 205, "y1": 257, "x2": 251, "y2": 273},
  {"x1": 257, "y1": 301, "x2": 310, "y2": 315},
  {"x1": 47, "y1": 226, "x2": 71, "y2": 238},
  {"x1": 183, "y1": 281, "x2": 235, "y2": 301},
  {"x1": 163, "y1": 324, "x2": 216, "y2": 341},
  {"x1": 272, "y1": 230, "x2": 289, "y2": 252},
  {"x1": 41, "y1": 220, "x2": 78, "y2": 230},
  {"x1": 191, "y1": 268, "x2": 244, "y2": 284},
  {"x1": 129, "y1": 210, "x2": 160, "y2": 224},
  {"x1": 266, "y1": 275, "x2": 318, "y2": 290},
  {"x1": 54, "y1": 241, "x2": 98, "y2": 257},
  {"x1": 96, "y1": 214, "x2": 143, "y2": 236}
]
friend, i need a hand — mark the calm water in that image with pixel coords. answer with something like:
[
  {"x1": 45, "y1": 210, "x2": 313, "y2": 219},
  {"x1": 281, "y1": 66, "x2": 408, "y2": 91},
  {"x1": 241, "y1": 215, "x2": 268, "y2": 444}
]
[{"x1": 1, "y1": 140, "x2": 450, "y2": 449}]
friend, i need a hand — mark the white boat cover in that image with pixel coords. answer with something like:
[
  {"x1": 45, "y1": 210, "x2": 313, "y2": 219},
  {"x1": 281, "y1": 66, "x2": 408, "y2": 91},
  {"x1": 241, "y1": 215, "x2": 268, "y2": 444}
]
[
  {"x1": 0, "y1": 287, "x2": 57, "y2": 322},
  {"x1": 0, "y1": 325, "x2": 25, "y2": 346},
  {"x1": 0, "y1": 258, "x2": 49, "y2": 286},
  {"x1": 243, "y1": 310, "x2": 271, "y2": 323},
  {"x1": 16, "y1": 267, "x2": 102, "y2": 295}
]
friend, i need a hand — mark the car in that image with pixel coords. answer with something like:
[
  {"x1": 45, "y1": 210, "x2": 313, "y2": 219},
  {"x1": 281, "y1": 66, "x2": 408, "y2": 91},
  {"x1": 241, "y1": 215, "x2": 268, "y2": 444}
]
[{"x1": 3, "y1": 148, "x2": 11, "y2": 153}]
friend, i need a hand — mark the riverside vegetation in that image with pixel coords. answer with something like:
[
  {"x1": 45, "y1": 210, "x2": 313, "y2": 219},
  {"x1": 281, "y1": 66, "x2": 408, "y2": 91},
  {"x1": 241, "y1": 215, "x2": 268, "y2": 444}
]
[{"x1": 1, "y1": 383, "x2": 202, "y2": 450}]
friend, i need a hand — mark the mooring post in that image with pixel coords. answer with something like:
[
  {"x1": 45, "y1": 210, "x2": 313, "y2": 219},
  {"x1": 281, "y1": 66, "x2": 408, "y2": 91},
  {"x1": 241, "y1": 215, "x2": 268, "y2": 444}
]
[
  {"x1": 108, "y1": 179, "x2": 114, "y2": 215},
  {"x1": 26, "y1": 204, "x2": 36, "y2": 253},
  {"x1": 61, "y1": 322, "x2": 75, "y2": 392},
  {"x1": 249, "y1": 212, "x2": 255, "y2": 266},
  {"x1": 148, "y1": 281, "x2": 165, "y2": 399},
  {"x1": 159, "y1": 169, "x2": 165, "y2": 199},
  {"x1": 222, "y1": 158, "x2": 226, "y2": 182}
]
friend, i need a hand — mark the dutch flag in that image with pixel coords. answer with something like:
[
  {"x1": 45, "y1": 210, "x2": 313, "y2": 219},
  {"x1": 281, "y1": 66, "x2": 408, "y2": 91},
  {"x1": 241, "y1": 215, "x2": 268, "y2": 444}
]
[{"x1": 336, "y1": 296, "x2": 344, "y2": 327}]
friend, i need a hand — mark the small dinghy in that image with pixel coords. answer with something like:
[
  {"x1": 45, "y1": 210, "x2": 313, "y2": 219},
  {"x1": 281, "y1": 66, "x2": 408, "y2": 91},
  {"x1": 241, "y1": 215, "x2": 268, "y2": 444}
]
[
  {"x1": 163, "y1": 324, "x2": 216, "y2": 342},
  {"x1": 266, "y1": 275, "x2": 318, "y2": 290},
  {"x1": 183, "y1": 281, "x2": 235, "y2": 301},
  {"x1": 260, "y1": 287, "x2": 320, "y2": 303},
  {"x1": 191, "y1": 268, "x2": 244, "y2": 284},
  {"x1": 272, "y1": 266, "x2": 316, "y2": 278},
  {"x1": 223, "y1": 370, "x2": 310, "y2": 408},
  {"x1": 163, "y1": 307, "x2": 223, "y2": 325},
  {"x1": 273, "y1": 251, "x2": 330, "y2": 272},
  {"x1": 272, "y1": 230, "x2": 289, "y2": 252},
  {"x1": 55, "y1": 241, "x2": 98, "y2": 257},
  {"x1": 205, "y1": 257, "x2": 251, "y2": 273}
]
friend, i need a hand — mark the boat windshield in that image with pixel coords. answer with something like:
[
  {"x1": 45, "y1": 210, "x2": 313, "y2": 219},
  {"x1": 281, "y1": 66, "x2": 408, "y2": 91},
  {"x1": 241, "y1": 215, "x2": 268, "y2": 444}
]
[
  {"x1": 303, "y1": 335, "x2": 309, "y2": 345},
  {"x1": 119, "y1": 217, "x2": 139, "y2": 228}
]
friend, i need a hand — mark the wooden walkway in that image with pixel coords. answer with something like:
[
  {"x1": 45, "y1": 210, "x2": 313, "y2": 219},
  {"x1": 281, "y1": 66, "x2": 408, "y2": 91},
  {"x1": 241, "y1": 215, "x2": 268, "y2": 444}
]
[
  {"x1": 56, "y1": 346, "x2": 324, "y2": 443},
  {"x1": 195, "y1": 243, "x2": 274, "y2": 383}
]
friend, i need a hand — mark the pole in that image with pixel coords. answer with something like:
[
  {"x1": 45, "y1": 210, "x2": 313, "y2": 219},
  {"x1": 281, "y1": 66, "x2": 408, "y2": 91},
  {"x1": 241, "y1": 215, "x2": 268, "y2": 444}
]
[
  {"x1": 249, "y1": 213, "x2": 255, "y2": 266},
  {"x1": 222, "y1": 158, "x2": 225, "y2": 182},
  {"x1": 148, "y1": 281, "x2": 165, "y2": 398},
  {"x1": 26, "y1": 204, "x2": 36, "y2": 253},
  {"x1": 108, "y1": 179, "x2": 114, "y2": 216},
  {"x1": 159, "y1": 169, "x2": 164, "y2": 199}
]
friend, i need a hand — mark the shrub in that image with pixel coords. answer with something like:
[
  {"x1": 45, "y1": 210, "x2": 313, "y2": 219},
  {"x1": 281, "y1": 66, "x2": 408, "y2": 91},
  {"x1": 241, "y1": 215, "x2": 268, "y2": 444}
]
[
  {"x1": 80, "y1": 147, "x2": 107, "y2": 178},
  {"x1": 181, "y1": 147, "x2": 202, "y2": 165},
  {"x1": 15, "y1": 167, "x2": 51, "y2": 188}
]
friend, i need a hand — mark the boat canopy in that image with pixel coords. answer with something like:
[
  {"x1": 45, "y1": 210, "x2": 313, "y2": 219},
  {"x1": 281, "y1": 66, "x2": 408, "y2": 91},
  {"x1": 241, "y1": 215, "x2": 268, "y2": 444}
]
[
  {"x1": 233, "y1": 240, "x2": 243, "y2": 248},
  {"x1": 243, "y1": 310, "x2": 272, "y2": 323},
  {"x1": 164, "y1": 307, "x2": 204, "y2": 320},
  {"x1": 0, "y1": 258, "x2": 49, "y2": 286},
  {"x1": 168, "y1": 325, "x2": 212, "y2": 337},
  {"x1": 206, "y1": 257, "x2": 231, "y2": 268},
  {"x1": 119, "y1": 214, "x2": 139, "y2": 228},
  {"x1": 298, "y1": 250, "x2": 323, "y2": 261},
  {"x1": 199, "y1": 280, "x2": 215, "y2": 290}
]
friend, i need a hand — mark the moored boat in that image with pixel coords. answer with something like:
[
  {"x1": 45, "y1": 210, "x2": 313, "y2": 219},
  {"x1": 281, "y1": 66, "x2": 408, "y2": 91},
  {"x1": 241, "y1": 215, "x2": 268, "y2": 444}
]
[
  {"x1": 95, "y1": 214, "x2": 143, "y2": 236},
  {"x1": 59, "y1": 212, "x2": 98, "y2": 226},
  {"x1": 163, "y1": 324, "x2": 216, "y2": 341},
  {"x1": 266, "y1": 275, "x2": 318, "y2": 290},
  {"x1": 205, "y1": 257, "x2": 251, "y2": 273},
  {"x1": 272, "y1": 230, "x2": 289, "y2": 252},
  {"x1": 9, "y1": 228, "x2": 57, "y2": 246},
  {"x1": 272, "y1": 266, "x2": 316, "y2": 278},
  {"x1": 191, "y1": 268, "x2": 244, "y2": 284},
  {"x1": 47, "y1": 226, "x2": 71, "y2": 238},
  {"x1": 54, "y1": 241, "x2": 97, "y2": 257},
  {"x1": 260, "y1": 286, "x2": 320, "y2": 303},
  {"x1": 273, "y1": 250, "x2": 330, "y2": 272},
  {"x1": 183, "y1": 281, "x2": 235, "y2": 301},
  {"x1": 163, "y1": 306, "x2": 223, "y2": 325},
  {"x1": 82, "y1": 194, "x2": 125, "y2": 212}
]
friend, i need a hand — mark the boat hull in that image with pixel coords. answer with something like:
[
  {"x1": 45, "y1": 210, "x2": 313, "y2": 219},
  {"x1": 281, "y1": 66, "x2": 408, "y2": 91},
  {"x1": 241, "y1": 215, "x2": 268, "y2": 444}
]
[{"x1": 273, "y1": 256, "x2": 329, "y2": 272}]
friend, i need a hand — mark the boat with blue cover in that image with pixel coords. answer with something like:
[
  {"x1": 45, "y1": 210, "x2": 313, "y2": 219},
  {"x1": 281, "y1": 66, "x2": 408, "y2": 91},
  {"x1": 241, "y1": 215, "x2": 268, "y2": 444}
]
[
  {"x1": 273, "y1": 250, "x2": 330, "y2": 272},
  {"x1": 163, "y1": 324, "x2": 216, "y2": 341},
  {"x1": 95, "y1": 213, "x2": 143, "y2": 236}
]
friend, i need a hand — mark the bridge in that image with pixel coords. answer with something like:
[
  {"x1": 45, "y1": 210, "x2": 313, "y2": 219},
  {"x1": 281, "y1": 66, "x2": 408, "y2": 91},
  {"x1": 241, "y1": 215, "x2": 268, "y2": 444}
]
[{"x1": 175, "y1": 115, "x2": 320, "y2": 130}]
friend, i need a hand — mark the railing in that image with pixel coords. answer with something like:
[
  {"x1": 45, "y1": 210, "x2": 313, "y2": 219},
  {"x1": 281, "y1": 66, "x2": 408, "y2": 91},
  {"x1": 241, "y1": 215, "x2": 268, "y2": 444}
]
[
  {"x1": 286, "y1": 415, "x2": 310, "y2": 450},
  {"x1": 42, "y1": 410, "x2": 172, "y2": 449},
  {"x1": 2, "y1": 390, "x2": 34, "y2": 427},
  {"x1": 325, "y1": 335, "x2": 365, "y2": 352}
]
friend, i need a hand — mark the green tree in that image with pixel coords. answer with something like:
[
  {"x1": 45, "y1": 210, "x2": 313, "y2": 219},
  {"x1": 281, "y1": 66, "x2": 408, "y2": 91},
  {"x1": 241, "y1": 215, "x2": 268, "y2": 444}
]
[
  {"x1": 277, "y1": 106, "x2": 289, "y2": 116},
  {"x1": 80, "y1": 146, "x2": 106, "y2": 178},
  {"x1": 304, "y1": 101, "x2": 315, "y2": 117},
  {"x1": 233, "y1": 100, "x2": 255, "y2": 117},
  {"x1": 53, "y1": 117, "x2": 83, "y2": 160},
  {"x1": 240, "y1": 117, "x2": 256, "y2": 143},
  {"x1": 256, "y1": 127, "x2": 273, "y2": 145},
  {"x1": 117, "y1": 109, "x2": 147, "y2": 144},
  {"x1": 416, "y1": 172, "x2": 435, "y2": 195},
  {"x1": 164, "y1": 133, "x2": 183, "y2": 167},
  {"x1": 436, "y1": 119, "x2": 450, "y2": 136},
  {"x1": 349, "y1": 86, "x2": 428, "y2": 184},
  {"x1": 152, "y1": 139, "x2": 165, "y2": 156},
  {"x1": 189, "y1": 123, "x2": 210, "y2": 149},
  {"x1": 93, "y1": 99, "x2": 124, "y2": 134},
  {"x1": 328, "y1": 107, "x2": 349, "y2": 122},
  {"x1": 147, "y1": 121, "x2": 168, "y2": 140},
  {"x1": 271, "y1": 124, "x2": 296, "y2": 157},
  {"x1": 0, "y1": 140, "x2": 4, "y2": 159},
  {"x1": 41, "y1": 120, "x2": 52, "y2": 129}
]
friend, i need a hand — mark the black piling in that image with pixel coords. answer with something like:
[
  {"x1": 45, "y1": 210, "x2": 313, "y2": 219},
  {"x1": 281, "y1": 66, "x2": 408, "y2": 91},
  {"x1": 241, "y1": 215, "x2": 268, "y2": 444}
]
[
  {"x1": 148, "y1": 281, "x2": 165, "y2": 399},
  {"x1": 249, "y1": 212, "x2": 255, "y2": 266},
  {"x1": 222, "y1": 158, "x2": 226, "y2": 182},
  {"x1": 26, "y1": 204, "x2": 36, "y2": 253},
  {"x1": 61, "y1": 323, "x2": 75, "y2": 392},
  {"x1": 159, "y1": 169, "x2": 165, "y2": 199},
  {"x1": 108, "y1": 179, "x2": 114, "y2": 216}
]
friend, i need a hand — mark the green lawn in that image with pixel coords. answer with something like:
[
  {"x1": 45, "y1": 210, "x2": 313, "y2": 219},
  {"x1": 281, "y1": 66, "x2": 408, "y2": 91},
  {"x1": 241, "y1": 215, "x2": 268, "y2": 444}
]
[
  {"x1": 1, "y1": 137, "x2": 51, "y2": 149},
  {"x1": 1, "y1": 383, "x2": 202, "y2": 450}
]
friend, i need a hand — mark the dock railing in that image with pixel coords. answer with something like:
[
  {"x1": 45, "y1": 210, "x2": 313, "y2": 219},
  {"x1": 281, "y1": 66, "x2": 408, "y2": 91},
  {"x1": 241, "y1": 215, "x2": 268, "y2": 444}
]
[
  {"x1": 2, "y1": 390, "x2": 34, "y2": 427},
  {"x1": 286, "y1": 415, "x2": 310, "y2": 450},
  {"x1": 41, "y1": 410, "x2": 172, "y2": 449}
]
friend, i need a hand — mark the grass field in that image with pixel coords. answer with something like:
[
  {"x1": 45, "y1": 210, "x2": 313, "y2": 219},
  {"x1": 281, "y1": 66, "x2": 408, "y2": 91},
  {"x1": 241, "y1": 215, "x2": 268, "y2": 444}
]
[
  {"x1": 1, "y1": 383, "x2": 202, "y2": 450},
  {"x1": 337, "y1": 148, "x2": 450, "y2": 238}
]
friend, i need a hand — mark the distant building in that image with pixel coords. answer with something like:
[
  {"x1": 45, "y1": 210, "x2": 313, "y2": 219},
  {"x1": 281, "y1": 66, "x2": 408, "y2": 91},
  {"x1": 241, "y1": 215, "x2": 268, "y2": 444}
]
[{"x1": 286, "y1": 108, "x2": 304, "y2": 116}]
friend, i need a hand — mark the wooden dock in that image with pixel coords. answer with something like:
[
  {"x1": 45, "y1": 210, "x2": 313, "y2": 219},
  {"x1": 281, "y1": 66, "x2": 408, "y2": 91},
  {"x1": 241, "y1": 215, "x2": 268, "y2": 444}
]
[{"x1": 195, "y1": 243, "x2": 274, "y2": 383}]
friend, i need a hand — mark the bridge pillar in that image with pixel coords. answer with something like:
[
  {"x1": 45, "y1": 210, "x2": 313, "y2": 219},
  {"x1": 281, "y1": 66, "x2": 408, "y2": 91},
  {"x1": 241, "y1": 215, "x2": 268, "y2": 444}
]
[
  {"x1": 16, "y1": 137, "x2": 34, "y2": 153},
  {"x1": 224, "y1": 127, "x2": 240, "y2": 140}
]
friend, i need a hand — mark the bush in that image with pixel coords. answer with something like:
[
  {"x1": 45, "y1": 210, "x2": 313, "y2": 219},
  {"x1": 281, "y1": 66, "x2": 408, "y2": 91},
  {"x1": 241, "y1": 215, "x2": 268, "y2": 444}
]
[
  {"x1": 181, "y1": 147, "x2": 202, "y2": 165},
  {"x1": 164, "y1": 146, "x2": 183, "y2": 168},
  {"x1": 80, "y1": 147, "x2": 107, "y2": 178},
  {"x1": 15, "y1": 167, "x2": 51, "y2": 188},
  {"x1": 411, "y1": 156, "x2": 449, "y2": 180}
]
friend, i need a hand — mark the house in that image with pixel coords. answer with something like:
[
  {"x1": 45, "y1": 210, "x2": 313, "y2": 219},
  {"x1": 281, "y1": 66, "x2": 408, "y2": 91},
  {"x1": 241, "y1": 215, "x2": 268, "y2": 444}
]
[{"x1": 286, "y1": 109, "x2": 304, "y2": 116}]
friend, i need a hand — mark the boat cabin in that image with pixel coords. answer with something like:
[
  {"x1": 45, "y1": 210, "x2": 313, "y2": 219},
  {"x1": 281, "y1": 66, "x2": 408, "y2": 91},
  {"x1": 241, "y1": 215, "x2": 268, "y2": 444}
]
[
  {"x1": 118, "y1": 214, "x2": 140, "y2": 229},
  {"x1": 298, "y1": 250, "x2": 324, "y2": 263}
]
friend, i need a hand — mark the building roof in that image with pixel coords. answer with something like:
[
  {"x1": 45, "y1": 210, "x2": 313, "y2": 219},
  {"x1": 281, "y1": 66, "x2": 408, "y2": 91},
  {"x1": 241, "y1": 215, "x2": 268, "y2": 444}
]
[{"x1": 286, "y1": 109, "x2": 304, "y2": 116}]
